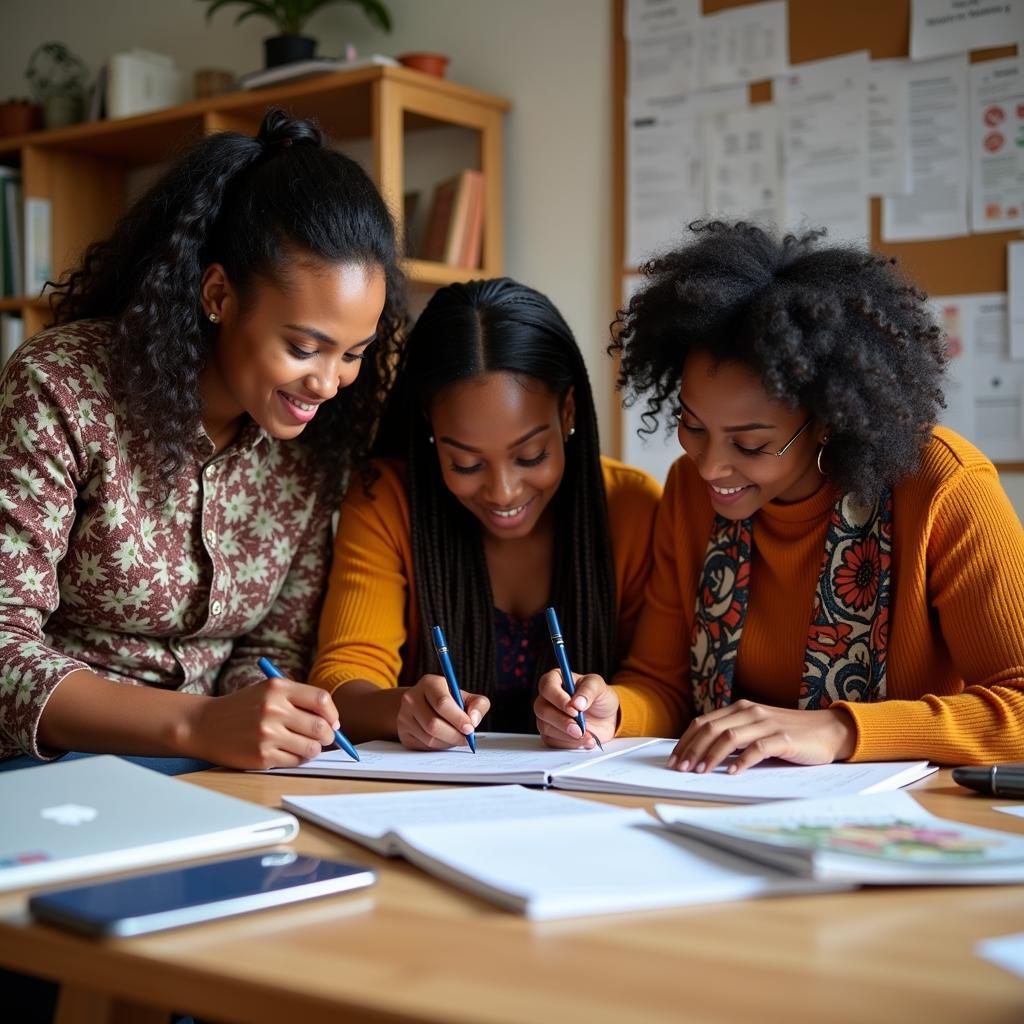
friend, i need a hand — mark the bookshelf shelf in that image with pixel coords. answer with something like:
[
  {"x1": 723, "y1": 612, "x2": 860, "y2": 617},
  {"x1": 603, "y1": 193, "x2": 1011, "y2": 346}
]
[{"x1": 0, "y1": 65, "x2": 509, "y2": 340}]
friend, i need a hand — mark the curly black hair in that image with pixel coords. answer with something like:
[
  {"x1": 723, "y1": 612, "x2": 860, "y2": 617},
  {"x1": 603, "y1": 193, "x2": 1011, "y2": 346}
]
[
  {"x1": 611, "y1": 221, "x2": 947, "y2": 503},
  {"x1": 49, "y1": 108, "x2": 406, "y2": 503}
]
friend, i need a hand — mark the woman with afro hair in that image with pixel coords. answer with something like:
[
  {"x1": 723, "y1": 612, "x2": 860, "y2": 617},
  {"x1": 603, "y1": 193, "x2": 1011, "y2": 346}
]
[{"x1": 534, "y1": 220, "x2": 1024, "y2": 771}]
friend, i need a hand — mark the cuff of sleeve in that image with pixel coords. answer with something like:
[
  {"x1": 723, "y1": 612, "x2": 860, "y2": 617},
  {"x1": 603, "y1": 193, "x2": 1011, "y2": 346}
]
[
  {"x1": 834, "y1": 699, "x2": 938, "y2": 762},
  {"x1": 615, "y1": 682, "x2": 680, "y2": 738}
]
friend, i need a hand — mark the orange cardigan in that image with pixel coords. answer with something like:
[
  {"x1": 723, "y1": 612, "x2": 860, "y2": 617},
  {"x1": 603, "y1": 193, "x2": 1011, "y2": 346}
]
[
  {"x1": 312, "y1": 456, "x2": 662, "y2": 693},
  {"x1": 614, "y1": 428, "x2": 1024, "y2": 765}
]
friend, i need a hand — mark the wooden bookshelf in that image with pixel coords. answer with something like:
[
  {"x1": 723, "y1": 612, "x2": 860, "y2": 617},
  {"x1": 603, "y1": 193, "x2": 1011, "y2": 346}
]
[{"x1": 0, "y1": 65, "x2": 509, "y2": 338}]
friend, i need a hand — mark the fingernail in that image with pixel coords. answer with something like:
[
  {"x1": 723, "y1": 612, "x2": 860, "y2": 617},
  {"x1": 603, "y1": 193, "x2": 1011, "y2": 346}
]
[
  {"x1": 695, "y1": 761, "x2": 706, "y2": 773},
  {"x1": 666, "y1": 756, "x2": 677, "y2": 769},
  {"x1": 727, "y1": 764, "x2": 737, "y2": 774},
  {"x1": 573, "y1": 696, "x2": 587, "y2": 710},
  {"x1": 470, "y1": 710, "x2": 481, "y2": 725},
  {"x1": 678, "y1": 759, "x2": 690, "y2": 772},
  {"x1": 568, "y1": 723, "x2": 583, "y2": 738},
  {"x1": 461, "y1": 723, "x2": 473, "y2": 734}
]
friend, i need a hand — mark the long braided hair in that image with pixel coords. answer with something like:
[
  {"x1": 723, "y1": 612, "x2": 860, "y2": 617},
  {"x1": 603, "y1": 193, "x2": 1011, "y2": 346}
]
[{"x1": 374, "y1": 278, "x2": 617, "y2": 732}]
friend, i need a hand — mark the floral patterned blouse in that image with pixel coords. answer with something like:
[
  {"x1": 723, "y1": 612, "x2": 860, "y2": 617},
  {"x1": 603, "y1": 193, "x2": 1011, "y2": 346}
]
[
  {"x1": 0, "y1": 320, "x2": 332, "y2": 760},
  {"x1": 492, "y1": 608, "x2": 548, "y2": 733}
]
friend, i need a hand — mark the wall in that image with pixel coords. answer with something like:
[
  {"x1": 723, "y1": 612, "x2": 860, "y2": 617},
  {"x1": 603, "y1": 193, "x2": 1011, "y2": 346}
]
[{"x1": 0, "y1": 0, "x2": 617, "y2": 432}]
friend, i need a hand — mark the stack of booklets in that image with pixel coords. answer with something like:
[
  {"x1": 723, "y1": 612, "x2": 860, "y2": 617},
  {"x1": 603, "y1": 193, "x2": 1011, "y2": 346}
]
[
  {"x1": 419, "y1": 169, "x2": 484, "y2": 268},
  {"x1": 265, "y1": 733, "x2": 939, "y2": 802},
  {"x1": 282, "y1": 786, "x2": 1024, "y2": 919},
  {"x1": 282, "y1": 785, "x2": 844, "y2": 919}
]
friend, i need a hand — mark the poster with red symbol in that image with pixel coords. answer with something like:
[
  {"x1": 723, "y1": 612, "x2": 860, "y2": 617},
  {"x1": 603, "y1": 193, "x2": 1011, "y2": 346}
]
[{"x1": 971, "y1": 55, "x2": 1024, "y2": 233}]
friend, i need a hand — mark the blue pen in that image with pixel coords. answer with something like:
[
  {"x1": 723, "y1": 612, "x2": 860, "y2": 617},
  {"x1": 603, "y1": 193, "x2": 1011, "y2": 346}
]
[
  {"x1": 545, "y1": 607, "x2": 603, "y2": 751},
  {"x1": 430, "y1": 625, "x2": 477, "y2": 753},
  {"x1": 257, "y1": 656, "x2": 360, "y2": 762}
]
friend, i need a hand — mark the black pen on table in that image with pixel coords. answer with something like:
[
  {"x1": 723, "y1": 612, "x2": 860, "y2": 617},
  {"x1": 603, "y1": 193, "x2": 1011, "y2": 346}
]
[
  {"x1": 953, "y1": 763, "x2": 1024, "y2": 799},
  {"x1": 545, "y1": 606, "x2": 603, "y2": 751},
  {"x1": 430, "y1": 625, "x2": 477, "y2": 753},
  {"x1": 257, "y1": 656, "x2": 360, "y2": 762}
]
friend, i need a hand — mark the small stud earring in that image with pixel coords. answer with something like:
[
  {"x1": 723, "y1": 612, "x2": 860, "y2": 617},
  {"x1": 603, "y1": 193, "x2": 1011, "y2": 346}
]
[
  {"x1": 207, "y1": 312, "x2": 219, "y2": 324},
  {"x1": 566, "y1": 427, "x2": 575, "y2": 440},
  {"x1": 428, "y1": 435, "x2": 435, "y2": 445}
]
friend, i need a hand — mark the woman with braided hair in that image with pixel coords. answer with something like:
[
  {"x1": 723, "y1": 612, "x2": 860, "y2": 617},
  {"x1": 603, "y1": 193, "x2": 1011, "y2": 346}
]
[
  {"x1": 0, "y1": 108, "x2": 405, "y2": 771},
  {"x1": 534, "y1": 220, "x2": 1024, "y2": 767},
  {"x1": 311, "y1": 277, "x2": 660, "y2": 747}
]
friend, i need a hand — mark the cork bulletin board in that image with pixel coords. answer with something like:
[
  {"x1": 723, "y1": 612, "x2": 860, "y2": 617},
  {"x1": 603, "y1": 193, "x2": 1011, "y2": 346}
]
[{"x1": 611, "y1": 0, "x2": 1022, "y2": 467}]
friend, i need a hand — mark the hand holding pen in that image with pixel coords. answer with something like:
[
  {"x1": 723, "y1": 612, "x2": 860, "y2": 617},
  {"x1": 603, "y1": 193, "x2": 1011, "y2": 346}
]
[
  {"x1": 413, "y1": 625, "x2": 483, "y2": 753},
  {"x1": 533, "y1": 607, "x2": 618, "y2": 750},
  {"x1": 257, "y1": 657, "x2": 360, "y2": 761}
]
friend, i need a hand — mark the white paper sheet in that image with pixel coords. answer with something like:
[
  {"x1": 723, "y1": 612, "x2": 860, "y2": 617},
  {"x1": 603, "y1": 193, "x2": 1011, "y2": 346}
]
[
  {"x1": 868, "y1": 59, "x2": 913, "y2": 196},
  {"x1": 1010, "y1": 241, "x2": 1024, "y2": 360},
  {"x1": 777, "y1": 52, "x2": 869, "y2": 242},
  {"x1": 626, "y1": 85, "x2": 748, "y2": 266},
  {"x1": 698, "y1": 0, "x2": 789, "y2": 89},
  {"x1": 935, "y1": 292, "x2": 1023, "y2": 461},
  {"x1": 625, "y1": 0, "x2": 701, "y2": 101},
  {"x1": 930, "y1": 294, "x2": 978, "y2": 440},
  {"x1": 554, "y1": 740, "x2": 937, "y2": 804},
  {"x1": 995, "y1": 804, "x2": 1024, "y2": 819},
  {"x1": 977, "y1": 931, "x2": 1024, "y2": 979},
  {"x1": 705, "y1": 103, "x2": 783, "y2": 228},
  {"x1": 882, "y1": 55, "x2": 969, "y2": 241},
  {"x1": 970, "y1": 55, "x2": 1024, "y2": 233},
  {"x1": 910, "y1": 0, "x2": 1024, "y2": 61}
]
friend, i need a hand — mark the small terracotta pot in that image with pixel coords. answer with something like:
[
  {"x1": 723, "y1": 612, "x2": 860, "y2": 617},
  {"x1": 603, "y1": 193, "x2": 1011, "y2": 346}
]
[
  {"x1": 397, "y1": 52, "x2": 449, "y2": 78},
  {"x1": 0, "y1": 100, "x2": 43, "y2": 137}
]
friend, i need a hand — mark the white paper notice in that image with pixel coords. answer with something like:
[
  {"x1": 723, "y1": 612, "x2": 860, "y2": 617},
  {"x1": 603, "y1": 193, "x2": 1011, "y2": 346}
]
[
  {"x1": 625, "y1": 0, "x2": 701, "y2": 100},
  {"x1": 883, "y1": 55, "x2": 969, "y2": 241},
  {"x1": 970, "y1": 55, "x2": 1024, "y2": 233},
  {"x1": 705, "y1": 103, "x2": 783, "y2": 227},
  {"x1": 778, "y1": 52, "x2": 869, "y2": 243},
  {"x1": 698, "y1": 0, "x2": 789, "y2": 90},
  {"x1": 977, "y1": 931, "x2": 1024, "y2": 979},
  {"x1": 910, "y1": 0, "x2": 1024, "y2": 62},
  {"x1": 626, "y1": 85, "x2": 748, "y2": 266},
  {"x1": 931, "y1": 294, "x2": 977, "y2": 440},
  {"x1": 1010, "y1": 241, "x2": 1024, "y2": 359},
  {"x1": 935, "y1": 293, "x2": 1023, "y2": 461},
  {"x1": 868, "y1": 59, "x2": 912, "y2": 196}
]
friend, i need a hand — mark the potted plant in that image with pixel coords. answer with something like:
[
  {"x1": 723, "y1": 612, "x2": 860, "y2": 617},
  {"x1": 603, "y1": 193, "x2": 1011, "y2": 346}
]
[
  {"x1": 25, "y1": 42, "x2": 89, "y2": 129},
  {"x1": 200, "y1": 0, "x2": 393, "y2": 69}
]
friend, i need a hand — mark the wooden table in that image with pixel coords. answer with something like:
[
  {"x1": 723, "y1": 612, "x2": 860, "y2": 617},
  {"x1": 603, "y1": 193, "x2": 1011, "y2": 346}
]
[{"x1": 1, "y1": 770, "x2": 1022, "y2": 1024}]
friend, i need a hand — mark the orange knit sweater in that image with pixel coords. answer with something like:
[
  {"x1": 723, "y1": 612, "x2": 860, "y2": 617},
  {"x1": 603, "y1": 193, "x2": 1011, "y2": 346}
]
[
  {"x1": 312, "y1": 456, "x2": 662, "y2": 694},
  {"x1": 614, "y1": 428, "x2": 1024, "y2": 764}
]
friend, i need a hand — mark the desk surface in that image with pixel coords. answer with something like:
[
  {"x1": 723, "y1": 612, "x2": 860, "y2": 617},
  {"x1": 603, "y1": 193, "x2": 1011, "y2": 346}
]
[{"x1": 1, "y1": 769, "x2": 1022, "y2": 1024}]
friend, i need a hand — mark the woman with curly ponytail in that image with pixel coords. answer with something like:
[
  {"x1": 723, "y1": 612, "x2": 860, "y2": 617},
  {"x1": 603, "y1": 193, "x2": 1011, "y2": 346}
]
[
  {"x1": 310, "y1": 278, "x2": 661, "y2": 747},
  {"x1": 536, "y1": 220, "x2": 1024, "y2": 770},
  {"x1": 0, "y1": 108, "x2": 405, "y2": 772}
]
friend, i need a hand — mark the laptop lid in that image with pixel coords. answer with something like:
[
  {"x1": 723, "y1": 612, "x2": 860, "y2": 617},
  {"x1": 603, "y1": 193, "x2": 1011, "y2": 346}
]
[{"x1": 0, "y1": 756, "x2": 298, "y2": 891}]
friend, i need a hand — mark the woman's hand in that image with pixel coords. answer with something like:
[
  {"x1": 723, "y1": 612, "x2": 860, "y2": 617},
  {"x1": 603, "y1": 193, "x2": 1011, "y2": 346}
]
[
  {"x1": 396, "y1": 673, "x2": 490, "y2": 751},
  {"x1": 534, "y1": 669, "x2": 619, "y2": 749},
  {"x1": 667, "y1": 700, "x2": 857, "y2": 774},
  {"x1": 185, "y1": 676, "x2": 341, "y2": 770}
]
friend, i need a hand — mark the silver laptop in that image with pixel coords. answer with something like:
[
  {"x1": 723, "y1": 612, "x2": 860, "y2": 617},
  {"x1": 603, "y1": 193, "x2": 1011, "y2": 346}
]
[{"x1": 0, "y1": 756, "x2": 298, "y2": 891}]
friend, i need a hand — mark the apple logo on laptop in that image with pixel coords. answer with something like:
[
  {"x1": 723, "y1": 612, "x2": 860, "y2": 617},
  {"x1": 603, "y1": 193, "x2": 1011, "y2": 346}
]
[{"x1": 41, "y1": 804, "x2": 98, "y2": 826}]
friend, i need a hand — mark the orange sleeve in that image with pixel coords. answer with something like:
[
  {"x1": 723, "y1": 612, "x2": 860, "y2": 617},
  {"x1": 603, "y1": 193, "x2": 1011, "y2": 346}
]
[
  {"x1": 612, "y1": 461, "x2": 700, "y2": 738},
  {"x1": 603, "y1": 460, "x2": 663, "y2": 662},
  {"x1": 839, "y1": 462, "x2": 1024, "y2": 764},
  {"x1": 309, "y1": 461, "x2": 412, "y2": 694}
]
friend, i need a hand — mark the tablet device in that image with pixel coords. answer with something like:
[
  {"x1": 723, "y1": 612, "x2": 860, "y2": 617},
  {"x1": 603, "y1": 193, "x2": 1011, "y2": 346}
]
[{"x1": 29, "y1": 851, "x2": 375, "y2": 937}]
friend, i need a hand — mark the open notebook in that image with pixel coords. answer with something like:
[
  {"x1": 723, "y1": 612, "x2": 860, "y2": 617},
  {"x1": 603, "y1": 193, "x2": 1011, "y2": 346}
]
[
  {"x1": 282, "y1": 785, "x2": 843, "y2": 919},
  {"x1": 655, "y1": 791, "x2": 1024, "y2": 884},
  {"x1": 265, "y1": 733, "x2": 937, "y2": 803}
]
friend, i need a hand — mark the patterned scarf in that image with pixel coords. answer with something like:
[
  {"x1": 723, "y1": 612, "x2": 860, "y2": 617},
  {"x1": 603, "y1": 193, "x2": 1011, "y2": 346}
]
[{"x1": 690, "y1": 490, "x2": 892, "y2": 714}]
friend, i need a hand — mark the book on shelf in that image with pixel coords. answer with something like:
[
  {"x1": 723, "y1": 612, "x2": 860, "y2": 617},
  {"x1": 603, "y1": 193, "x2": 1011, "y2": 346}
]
[
  {"x1": 419, "y1": 169, "x2": 484, "y2": 268},
  {"x1": 238, "y1": 54, "x2": 397, "y2": 91},
  {"x1": 24, "y1": 197, "x2": 52, "y2": 298},
  {"x1": 282, "y1": 784, "x2": 841, "y2": 919},
  {"x1": 262, "y1": 732, "x2": 938, "y2": 802},
  {"x1": 655, "y1": 791, "x2": 1024, "y2": 884},
  {"x1": 0, "y1": 167, "x2": 21, "y2": 298}
]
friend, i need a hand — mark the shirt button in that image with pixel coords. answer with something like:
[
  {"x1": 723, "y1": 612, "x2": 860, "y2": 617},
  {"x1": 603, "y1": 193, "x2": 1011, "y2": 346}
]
[
  {"x1": 205, "y1": 465, "x2": 217, "y2": 479},
  {"x1": 211, "y1": 599, "x2": 223, "y2": 615},
  {"x1": 205, "y1": 529, "x2": 215, "y2": 543}
]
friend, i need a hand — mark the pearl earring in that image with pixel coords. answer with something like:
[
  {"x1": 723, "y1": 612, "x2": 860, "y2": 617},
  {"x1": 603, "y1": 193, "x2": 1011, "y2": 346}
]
[
  {"x1": 428, "y1": 435, "x2": 435, "y2": 445},
  {"x1": 565, "y1": 427, "x2": 575, "y2": 440},
  {"x1": 208, "y1": 312, "x2": 219, "y2": 324}
]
